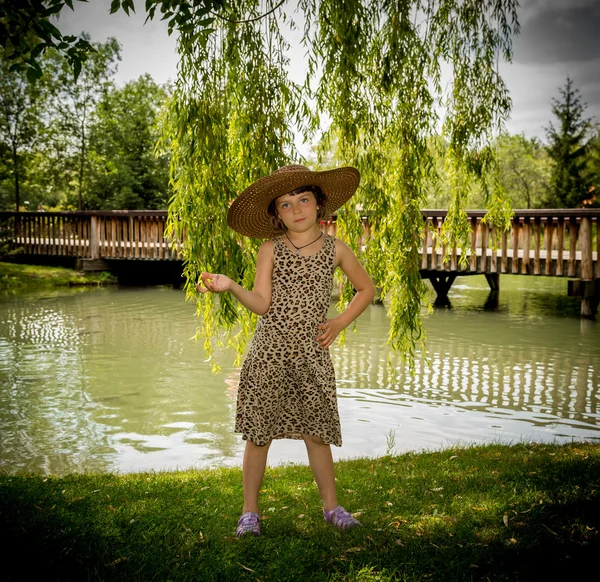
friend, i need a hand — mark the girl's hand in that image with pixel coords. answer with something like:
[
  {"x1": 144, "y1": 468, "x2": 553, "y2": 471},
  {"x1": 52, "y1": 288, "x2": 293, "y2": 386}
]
[
  {"x1": 316, "y1": 318, "x2": 344, "y2": 349},
  {"x1": 196, "y1": 272, "x2": 232, "y2": 294}
]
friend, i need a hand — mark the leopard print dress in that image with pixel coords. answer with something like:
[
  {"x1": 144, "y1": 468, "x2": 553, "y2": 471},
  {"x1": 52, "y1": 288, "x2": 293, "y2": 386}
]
[{"x1": 235, "y1": 234, "x2": 342, "y2": 446}]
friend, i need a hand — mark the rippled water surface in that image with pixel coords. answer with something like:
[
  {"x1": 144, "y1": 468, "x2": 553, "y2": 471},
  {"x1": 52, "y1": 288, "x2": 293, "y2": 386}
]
[{"x1": 0, "y1": 276, "x2": 598, "y2": 475}]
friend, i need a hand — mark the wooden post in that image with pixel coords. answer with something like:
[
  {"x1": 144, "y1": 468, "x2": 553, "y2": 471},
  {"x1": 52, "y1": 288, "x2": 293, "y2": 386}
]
[
  {"x1": 435, "y1": 217, "x2": 442, "y2": 269},
  {"x1": 151, "y1": 219, "x2": 158, "y2": 259},
  {"x1": 77, "y1": 217, "x2": 84, "y2": 257},
  {"x1": 90, "y1": 216, "x2": 99, "y2": 259},
  {"x1": 120, "y1": 218, "x2": 125, "y2": 258},
  {"x1": 421, "y1": 222, "x2": 429, "y2": 270},
  {"x1": 533, "y1": 217, "x2": 541, "y2": 275},
  {"x1": 501, "y1": 230, "x2": 508, "y2": 273},
  {"x1": 480, "y1": 221, "x2": 488, "y2": 272},
  {"x1": 490, "y1": 226, "x2": 497, "y2": 274},
  {"x1": 67, "y1": 218, "x2": 73, "y2": 256},
  {"x1": 25, "y1": 215, "x2": 30, "y2": 253},
  {"x1": 159, "y1": 217, "x2": 165, "y2": 260},
  {"x1": 511, "y1": 217, "x2": 519, "y2": 274},
  {"x1": 133, "y1": 217, "x2": 139, "y2": 259},
  {"x1": 38, "y1": 214, "x2": 44, "y2": 255},
  {"x1": 580, "y1": 217, "x2": 595, "y2": 318},
  {"x1": 556, "y1": 217, "x2": 564, "y2": 276},
  {"x1": 522, "y1": 218, "x2": 531, "y2": 274},
  {"x1": 545, "y1": 217, "x2": 554, "y2": 275},
  {"x1": 470, "y1": 217, "x2": 478, "y2": 272},
  {"x1": 142, "y1": 217, "x2": 147, "y2": 258},
  {"x1": 568, "y1": 217, "x2": 578, "y2": 277}
]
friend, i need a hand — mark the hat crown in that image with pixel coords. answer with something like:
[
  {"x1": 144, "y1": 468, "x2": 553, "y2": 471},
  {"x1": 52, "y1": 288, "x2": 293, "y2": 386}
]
[{"x1": 273, "y1": 164, "x2": 309, "y2": 175}]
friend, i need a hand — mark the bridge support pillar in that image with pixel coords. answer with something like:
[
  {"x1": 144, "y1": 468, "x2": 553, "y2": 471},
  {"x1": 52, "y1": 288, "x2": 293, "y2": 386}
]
[
  {"x1": 428, "y1": 274, "x2": 456, "y2": 304},
  {"x1": 484, "y1": 273, "x2": 500, "y2": 291},
  {"x1": 568, "y1": 279, "x2": 600, "y2": 320}
]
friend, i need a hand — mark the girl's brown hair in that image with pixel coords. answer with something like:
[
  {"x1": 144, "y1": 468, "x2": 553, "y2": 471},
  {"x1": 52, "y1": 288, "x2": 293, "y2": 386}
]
[{"x1": 267, "y1": 185, "x2": 327, "y2": 233}]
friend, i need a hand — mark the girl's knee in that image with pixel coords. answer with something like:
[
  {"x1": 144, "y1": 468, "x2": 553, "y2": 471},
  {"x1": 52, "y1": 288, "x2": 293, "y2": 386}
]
[
  {"x1": 246, "y1": 439, "x2": 272, "y2": 450},
  {"x1": 302, "y1": 433, "x2": 326, "y2": 446}
]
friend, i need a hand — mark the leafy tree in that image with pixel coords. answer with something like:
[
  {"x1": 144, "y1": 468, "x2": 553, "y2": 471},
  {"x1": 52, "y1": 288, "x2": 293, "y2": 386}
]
[
  {"x1": 495, "y1": 133, "x2": 550, "y2": 209},
  {"x1": 0, "y1": 0, "x2": 94, "y2": 82},
  {"x1": 0, "y1": 50, "x2": 44, "y2": 210},
  {"x1": 0, "y1": 0, "x2": 226, "y2": 81},
  {"x1": 545, "y1": 77, "x2": 592, "y2": 208},
  {"x1": 42, "y1": 36, "x2": 121, "y2": 209},
  {"x1": 20, "y1": 125, "x2": 75, "y2": 209},
  {"x1": 86, "y1": 75, "x2": 172, "y2": 209},
  {"x1": 422, "y1": 133, "x2": 550, "y2": 210}
]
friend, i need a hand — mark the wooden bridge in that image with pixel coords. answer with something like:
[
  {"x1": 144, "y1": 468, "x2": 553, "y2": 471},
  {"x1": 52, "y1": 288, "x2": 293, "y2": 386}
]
[{"x1": 1, "y1": 209, "x2": 598, "y2": 317}]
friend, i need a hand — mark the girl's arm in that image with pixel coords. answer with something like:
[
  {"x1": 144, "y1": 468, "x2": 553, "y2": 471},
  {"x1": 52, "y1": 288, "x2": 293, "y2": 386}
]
[
  {"x1": 316, "y1": 240, "x2": 375, "y2": 349},
  {"x1": 196, "y1": 240, "x2": 274, "y2": 316}
]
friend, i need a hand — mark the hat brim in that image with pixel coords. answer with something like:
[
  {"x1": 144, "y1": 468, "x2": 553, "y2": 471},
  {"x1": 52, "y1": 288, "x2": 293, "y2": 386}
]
[{"x1": 227, "y1": 166, "x2": 360, "y2": 238}]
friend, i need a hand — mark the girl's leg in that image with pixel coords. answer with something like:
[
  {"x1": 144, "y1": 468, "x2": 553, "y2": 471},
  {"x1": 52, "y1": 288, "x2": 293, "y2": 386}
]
[
  {"x1": 302, "y1": 433, "x2": 338, "y2": 511},
  {"x1": 242, "y1": 439, "x2": 272, "y2": 513}
]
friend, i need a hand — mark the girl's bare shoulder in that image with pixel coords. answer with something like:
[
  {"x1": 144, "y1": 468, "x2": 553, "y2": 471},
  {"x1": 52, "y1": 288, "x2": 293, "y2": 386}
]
[
  {"x1": 257, "y1": 239, "x2": 275, "y2": 260},
  {"x1": 332, "y1": 237, "x2": 355, "y2": 267},
  {"x1": 331, "y1": 236, "x2": 354, "y2": 254}
]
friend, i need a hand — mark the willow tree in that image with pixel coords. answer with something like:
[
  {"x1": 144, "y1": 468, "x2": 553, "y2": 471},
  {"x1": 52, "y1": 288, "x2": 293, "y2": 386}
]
[{"x1": 158, "y1": 0, "x2": 519, "y2": 369}]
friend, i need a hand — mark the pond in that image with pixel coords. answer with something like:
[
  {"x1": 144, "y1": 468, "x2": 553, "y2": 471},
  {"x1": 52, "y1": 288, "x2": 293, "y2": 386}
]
[{"x1": 0, "y1": 275, "x2": 598, "y2": 475}]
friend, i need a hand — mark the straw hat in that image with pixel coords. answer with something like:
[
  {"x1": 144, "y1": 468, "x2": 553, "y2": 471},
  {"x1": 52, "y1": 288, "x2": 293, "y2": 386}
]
[{"x1": 227, "y1": 165, "x2": 360, "y2": 238}]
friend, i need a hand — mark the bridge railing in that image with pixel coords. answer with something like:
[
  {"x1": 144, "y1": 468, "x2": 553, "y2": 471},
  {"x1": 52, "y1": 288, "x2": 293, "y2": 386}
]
[
  {"x1": 0, "y1": 210, "x2": 178, "y2": 260},
  {"x1": 420, "y1": 209, "x2": 599, "y2": 279},
  {"x1": 1, "y1": 209, "x2": 598, "y2": 278}
]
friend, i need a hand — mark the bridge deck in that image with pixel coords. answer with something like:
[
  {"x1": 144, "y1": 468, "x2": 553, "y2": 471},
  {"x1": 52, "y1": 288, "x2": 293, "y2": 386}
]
[
  {"x1": 2, "y1": 208, "x2": 598, "y2": 315},
  {"x1": 2, "y1": 208, "x2": 598, "y2": 273}
]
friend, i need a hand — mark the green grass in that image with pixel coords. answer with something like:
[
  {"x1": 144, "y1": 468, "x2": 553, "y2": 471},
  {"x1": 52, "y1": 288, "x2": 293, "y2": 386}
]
[
  {"x1": 1, "y1": 442, "x2": 599, "y2": 581},
  {"x1": 0, "y1": 261, "x2": 116, "y2": 292}
]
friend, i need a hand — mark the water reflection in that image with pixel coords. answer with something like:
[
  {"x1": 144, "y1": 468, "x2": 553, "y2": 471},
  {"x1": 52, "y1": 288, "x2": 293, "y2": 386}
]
[
  {"x1": 0, "y1": 276, "x2": 598, "y2": 475},
  {"x1": 334, "y1": 281, "x2": 598, "y2": 429},
  {"x1": 0, "y1": 298, "x2": 110, "y2": 474}
]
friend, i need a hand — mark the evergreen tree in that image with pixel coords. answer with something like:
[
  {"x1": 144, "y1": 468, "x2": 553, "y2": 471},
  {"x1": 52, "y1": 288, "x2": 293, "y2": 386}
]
[
  {"x1": 545, "y1": 77, "x2": 592, "y2": 208},
  {"x1": 584, "y1": 127, "x2": 600, "y2": 207}
]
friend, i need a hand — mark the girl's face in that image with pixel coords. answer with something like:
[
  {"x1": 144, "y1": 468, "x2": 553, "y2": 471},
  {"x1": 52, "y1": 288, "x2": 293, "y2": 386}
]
[{"x1": 275, "y1": 191, "x2": 320, "y2": 232}]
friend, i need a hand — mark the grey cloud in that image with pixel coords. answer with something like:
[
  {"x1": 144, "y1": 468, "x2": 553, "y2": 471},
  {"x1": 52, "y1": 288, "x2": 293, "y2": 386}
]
[{"x1": 513, "y1": 5, "x2": 600, "y2": 65}]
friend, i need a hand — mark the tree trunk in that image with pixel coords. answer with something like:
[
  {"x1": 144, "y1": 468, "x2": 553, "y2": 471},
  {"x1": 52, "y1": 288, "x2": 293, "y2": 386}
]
[
  {"x1": 12, "y1": 142, "x2": 19, "y2": 211},
  {"x1": 78, "y1": 126, "x2": 85, "y2": 210}
]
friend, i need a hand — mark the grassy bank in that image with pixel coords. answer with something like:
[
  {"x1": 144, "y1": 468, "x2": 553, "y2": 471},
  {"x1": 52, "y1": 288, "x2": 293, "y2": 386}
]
[
  {"x1": 0, "y1": 262, "x2": 116, "y2": 292},
  {"x1": 1, "y1": 442, "x2": 599, "y2": 581}
]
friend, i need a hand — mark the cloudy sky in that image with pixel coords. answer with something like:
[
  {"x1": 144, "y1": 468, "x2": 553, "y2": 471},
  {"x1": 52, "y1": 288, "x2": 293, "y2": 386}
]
[{"x1": 56, "y1": 0, "x2": 600, "y2": 148}]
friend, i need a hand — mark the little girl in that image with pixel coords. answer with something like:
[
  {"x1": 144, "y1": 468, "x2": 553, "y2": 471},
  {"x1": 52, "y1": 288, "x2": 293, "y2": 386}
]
[{"x1": 197, "y1": 165, "x2": 375, "y2": 536}]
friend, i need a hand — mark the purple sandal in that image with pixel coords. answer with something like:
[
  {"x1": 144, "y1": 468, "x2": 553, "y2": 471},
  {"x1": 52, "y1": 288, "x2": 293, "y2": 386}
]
[
  {"x1": 236, "y1": 511, "x2": 260, "y2": 537},
  {"x1": 323, "y1": 506, "x2": 361, "y2": 530}
]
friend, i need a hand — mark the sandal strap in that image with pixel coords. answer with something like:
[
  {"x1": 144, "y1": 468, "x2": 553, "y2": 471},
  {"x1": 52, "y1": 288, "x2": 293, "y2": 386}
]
[
  {"x1": 236, "y1": 511, "x2": 260, "y2": 536},
  {"x1": 323, "y1": 506, "x2": 361, "y2": 529}
]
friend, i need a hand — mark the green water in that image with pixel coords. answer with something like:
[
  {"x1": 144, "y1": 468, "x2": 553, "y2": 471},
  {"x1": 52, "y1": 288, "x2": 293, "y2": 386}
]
[{"x1": 0, "y1": 275, "x2": 598, "y2": 475}]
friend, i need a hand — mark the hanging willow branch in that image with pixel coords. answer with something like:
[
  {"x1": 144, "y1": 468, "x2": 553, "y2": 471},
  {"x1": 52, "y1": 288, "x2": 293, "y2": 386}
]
[
  {"x1": 211, "y1": 0, "x2": 286, "y2": 23},
  {"x1": 158, "y1": 0, "x2": 313, "y2": 370},
  {"x1": 159, "y1": 0, "x2": 520, "y2": 370}
]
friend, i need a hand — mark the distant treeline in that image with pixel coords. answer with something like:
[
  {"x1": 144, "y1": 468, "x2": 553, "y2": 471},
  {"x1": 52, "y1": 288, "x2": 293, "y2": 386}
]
[
  {"x1": 0, "y1": 37, "x2": 172, "y2": 212},
  {"x1": 1, "y1": 37, "x2": 598, "y2": 211}
]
